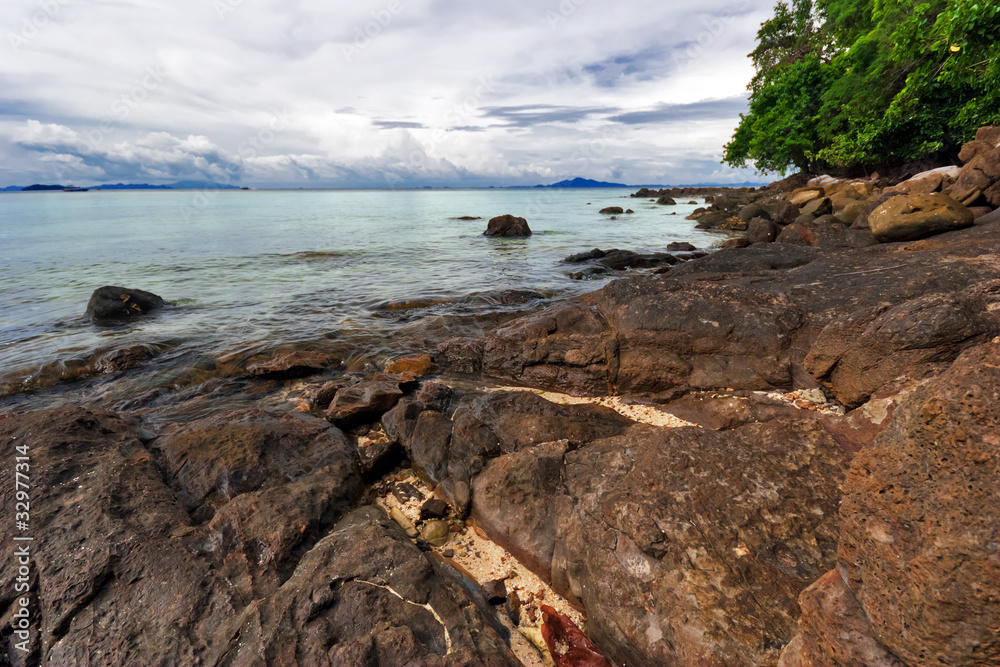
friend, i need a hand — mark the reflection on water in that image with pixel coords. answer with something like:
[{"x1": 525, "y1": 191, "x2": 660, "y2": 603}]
[{"x1": 0, "y1": 188, "x2": 727, "y2": 413}]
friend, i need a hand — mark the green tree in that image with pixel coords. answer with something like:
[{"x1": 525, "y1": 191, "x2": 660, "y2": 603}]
[{"x1": 724, "y1": 0, "x2": 1000, "y2": 174}]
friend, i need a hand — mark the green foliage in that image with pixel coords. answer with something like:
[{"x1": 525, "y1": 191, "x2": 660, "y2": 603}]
[{"x1": 724, "y1": 0, "x2": 1000, "y2": 173}]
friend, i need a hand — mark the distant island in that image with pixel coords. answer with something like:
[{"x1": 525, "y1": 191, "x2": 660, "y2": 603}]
[
  {"x1": 3, "y1": 181, "x2": 242, "y2": 192},
  {"x1": 535, "y1": 177, "x2": 630, "y2": 188}
]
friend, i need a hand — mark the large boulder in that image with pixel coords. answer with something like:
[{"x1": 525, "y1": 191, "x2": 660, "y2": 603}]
[
  {"x1": 484, "y1": 214, "x2": 531, "y2": 237},
  {"x1": 868, "y1": 193, "x2": 974, "y2": 242},
  {"x1": 836, "y1": 341, "x2": 1000, "y2": 667},
  {"x1": 85, "y1": 285, "x2": 166, "y2": 323}
]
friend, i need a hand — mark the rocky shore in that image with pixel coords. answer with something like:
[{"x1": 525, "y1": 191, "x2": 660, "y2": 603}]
[{"x1": 3, "y1": 129, "x2": 1000, "y2": 666}]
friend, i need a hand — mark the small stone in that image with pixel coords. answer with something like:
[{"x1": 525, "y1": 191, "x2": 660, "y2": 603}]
[
  {"x1": 421, "y1": 520, "x2": 451, "y2": 547},
  {"x1": 392, "y1": 482, "x2": 424, "y2": 505},
  {"x1": 389, "y1": 507, "x2": 418, "y2": 538},
  {"x1": 419, "y1": 498, "x2": 450, "y2": 520},
  {"x1": 482, "y1": 579, "x2": 508, "y2": 605},
  {"x1": 442, "y1": 549, "x2": 455, "y2": 558}
]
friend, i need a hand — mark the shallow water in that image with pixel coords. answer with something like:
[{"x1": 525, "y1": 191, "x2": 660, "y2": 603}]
[{"x1": 0, "y1": 187, "x2": 727, "y2": 412}]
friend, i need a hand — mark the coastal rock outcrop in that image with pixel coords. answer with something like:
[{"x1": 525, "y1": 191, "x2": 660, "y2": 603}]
[
  {"x1": 440, "y1": 222, "x2": 1000, "y2": 399},
  {"x1": 85, "y1": 285, "x2": 166, "y2": 323},
  {"x1": 484, "y1": 214, "x2": 532, "y2": 237}
]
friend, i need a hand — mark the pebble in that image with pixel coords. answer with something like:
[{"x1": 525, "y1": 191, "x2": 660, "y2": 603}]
[{"x1": 421, "y1": 520, "x2": 451, "y2": 547}]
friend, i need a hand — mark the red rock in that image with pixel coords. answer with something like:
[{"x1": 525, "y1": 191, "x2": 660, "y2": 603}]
[
  {"x1": 385, "y1": 354, "x2": 438, "y2": 377},
  {"x1": 541, "y1": 605, "x2": 612, "y2": 667}
]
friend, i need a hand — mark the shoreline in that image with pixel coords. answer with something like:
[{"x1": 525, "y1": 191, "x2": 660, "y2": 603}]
[{"x1": 2, "y1": 149, "x2": 1000, "y2": 666}]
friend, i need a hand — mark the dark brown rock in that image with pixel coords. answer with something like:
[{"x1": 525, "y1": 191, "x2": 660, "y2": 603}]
[
  {"x1": 407, "y1": 409, "x2": 452, "y2": 484},
  {"x1": 327, "y1": 379, "x2": 403, "y2": 427},
  {"x1": 747, "y1": 217, "x2": 780, "y2": 244},
  {"x1": 804, "y1": 281, "x2": 1000, "y2": 407},
  {"x1": 800, "y1": 197, "x2": 832, "y2": 217},
  {"x1": 481, "y1": 579, "x2": 508, "y2": 605},
  {"x1": 484, "y1": 214, "x2": 532, "y2": 237},
  {"x1": 657, "y1": 196, "x2": 676, "y2": 205},
  {"x1": 246, "y1": 350, "x2": 335, "y2": 378},
  {"x1": 92, "y1": 343, "x2": 158, "y2": 373},
  {"x1": 667, "y1": 242, "x2": 697, "y2": 251},
  {"x1": 660, "y1": 391, "x2": 812, "y2": 430},
  {"x1": 599, "y1": 207, "x2": 624, "y2": 215},
  {"x1": 420, "y1": 498, "x2": 450, "y2": 520},
  {"x1": 85, "y1": 285, "x2": 166, "y2": 323},
  {"x1": 837, "y1": 342, "x2": 1000, "y2": 667}
]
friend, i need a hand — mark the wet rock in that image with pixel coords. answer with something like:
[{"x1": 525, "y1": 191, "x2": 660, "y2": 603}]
[
  {"x1": 327, "y1": 379, "x2": 404, "y2": 427},
  {"x1": 246, "y1": 350, "x2": 336, "y2": 379},
  {"x1": 484, "y1": 214, "x2": 532, "y2": 237},
  {"x1": 92, "y1": 343, "x2": 159, "y2": 373},
  {"x1": 382, "y1": 397, "x2": 425, "y2": 445},
  {"x1": 357, "y1": 437, "x2": 404, "y2": 477},
  {"x1": 85, "y1": 285, "x2": 166, "y2": 323},
  {"x1": 416, "y1": 381, "x2": 453, "y2": 411},
  {"x1": 666, "y1": 241, "x2": 696, "y2": 251},
  {"x1": 720, "y1": 237, "x2": 751, "y2": 248},
  {"x1": 311, "y1": 378, "x2": 352, "y2": 411},
  {"x1": 420, "y1": 498, "x2": 450, "y2": 520},
  {"x1": 455, "y1": 215, "x2": 482, "y2": 220},
  {"x1": 599, "y1": 206, "x2": 624, "y2": 214},
  {"x1": 385, "y1": 354, "x2": 438, "y2": 377},
  {"x1": 804, "y1": 281, "x2": 1000, "y2": 407},
  {"x1": 837, "y1": 342, "x2": 1000, "y2": 667},
  {"x1": 656, "y1": 196, "x2": 676, "y2": 205},
  {"x1": 868, "y1": 193, "x2": 975, "y2": 242},
  {"x1": 407, "y1": 410, "x2": 452, "y2": 484}
]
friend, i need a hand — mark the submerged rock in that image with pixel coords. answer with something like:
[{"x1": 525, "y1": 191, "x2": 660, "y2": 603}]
[{"x1": 85, "y1": 285, "x2": 166, "y2": 323}]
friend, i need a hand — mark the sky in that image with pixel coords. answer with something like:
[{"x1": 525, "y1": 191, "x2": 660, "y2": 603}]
[{"x1": 1, "y1": 0, "x2": 778, "y2": 188}]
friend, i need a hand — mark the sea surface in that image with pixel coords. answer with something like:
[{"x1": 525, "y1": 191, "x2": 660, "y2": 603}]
[{"x1": 0, "y1": 188, "x2": 728, "y2": 412}]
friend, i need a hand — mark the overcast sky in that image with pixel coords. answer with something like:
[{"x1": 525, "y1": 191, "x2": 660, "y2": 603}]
[{"x1": 1, "y1": 0, "x2": 776, "y2": 187}]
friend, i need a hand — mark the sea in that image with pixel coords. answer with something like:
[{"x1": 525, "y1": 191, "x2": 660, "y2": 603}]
[{"x1": 0, "y1": 188, "x2": 728, "y2": 415}]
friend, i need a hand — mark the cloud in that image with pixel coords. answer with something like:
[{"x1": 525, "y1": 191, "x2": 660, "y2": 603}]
[
  {"x1": 609, "y1": 96, "x2": 750, "y2": 125},
  {"x1": 0, "y1": 0, "x2": 778, "y2": 186}
]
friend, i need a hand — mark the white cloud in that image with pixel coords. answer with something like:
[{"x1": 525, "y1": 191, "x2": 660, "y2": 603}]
[{"x1": 1, "y1": 0, "x2": 775, "y2": 186}]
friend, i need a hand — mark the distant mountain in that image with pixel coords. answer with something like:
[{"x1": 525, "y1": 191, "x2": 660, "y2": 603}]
[
  {"x1": 22, "y1": 184, "x2": 65, "y2": 191},
  {"x1": 95, "y1": 183, "x2": 173, "y2": 190},
  {"x1": 1, "y1": 186, "x2": 23, "y2": 191},
  {"x1": 535, "y1": 177, "x2": 630, "y2": 188},
  {"x1": 166, "y1": 180, "x2": 241, "y2": 190}
]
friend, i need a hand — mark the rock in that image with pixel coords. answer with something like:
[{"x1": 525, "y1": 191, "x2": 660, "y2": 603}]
[
  {"x1": 416, "y1": 380, "x2": 453, "y2": 411},
  {"x1": 776, "y1": 220, "x2": 877, "y2": 249},
  {"x1": 660, "y1": 391, "x2": 811, "y2": 430},
  {"x1": 390, "y1": 506, "x2": 420, "y2": 537},
  {"x1": 837, "y1": 342, "x2": 1000, "y2": 667},
  {"x1": 759, "y1": 198, "x2": 801, "y2": 225},
  {"x1": 407, "y1": 410, "x2": 452, "y2": 484},
  {"x1": 327, "y1": 380, "x2": 404, "y2": 427},
  {"x1": 92, "y1": 344, "x2": 158, "y2": 373},
  {"x1": 778, "y1": 571, "x2": 906, "y2": 667},
  {"x1": 599, "y1": 206, "x2": 624, "y2": 215},
  {"x1": 484, "y1": 214, "x2": 532, "y2": 237},
  {"x1": 666, "y1": 242, "x2": 696, "y2": 251},
  {"x1": 439, "y1": 224, "x2": 1000, "y2": 398},
  {"x1": 625, "y1": 209, "x2": 634, "y2": 214},
  {"x1": 868, "y1": 193, "x2": 975, "y2": 242},
  {"x1": 970, "y1": 206, "x2": 993, "y2": 220},
  {"x1": 455, "y1": 215, "x2": 482, "y2": 220},
  {"x1": 225, "y1": 506, "x2": 522, "y2": 666},
  {"x1": 800, "y1": 197, "x2": 833, "y2": 217},
  {"x1": 541, "y1": 605, "x2": 613, "y2": 667},
  {"x1": 564, "y1": 248, "x2": 608, "y2": 262},
  {"x1": 85, "y1": 285, "x2": 166, "y2": 323},
  {"x1": 738, "y1": 203, "x2": 770, "y2": 221},
  {"x1": 420, "y1": 498, "x2": 450, "y2": 520},
  {"x1": 246, "y1": 350, "x2": 335, "y2": 378},
  {"x1": 471, "y1": 440, "x2": 570, "y2": 581},
  {"x1": 976, "y1": 208, "x2": 1000, "y2": 226},
  {"x1": 385, "y1": 354, "x2": 438, "y2": 377},
  {"x1": 804, "y1": 281, "x2": 1000, "y2": 407},
  {"x1": 656, "y1": 196, "x2": 676, "y2": 205},
  {"x1": 420, "y1": 519, "x2": 451, "y2": 547},
  {"x1": 549, "y1": 419, "x2": 851, "y2": 666},
  {"x1": 596, "y1": 249, "x2": 680, "y2": 271},
  {"x1": 747, "y1": 218, "x2": 781, "y2": 244},
  {"x1": 482, "y1": 579, "x2": 508, "y2": 605},
  {"x1": 720, "y1": 237, "x2": 751, "y2": 248},
  {"x1": 311, "y1": 379, "x2": 352, "y2": 410},
  {"x1": 789, "y1": 188, "x2": 824, "y2": 206},
  {"x1": 850, "y1": 193, "x2": 896, "y2": 230},
  {"x1": 152, "y1": 408, "x2": 360, "y2": 520}
]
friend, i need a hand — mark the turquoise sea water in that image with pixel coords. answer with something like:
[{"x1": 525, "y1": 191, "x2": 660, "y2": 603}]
[{"x1": 0, "y1": 188, "x2": 727, "y2": 407}]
